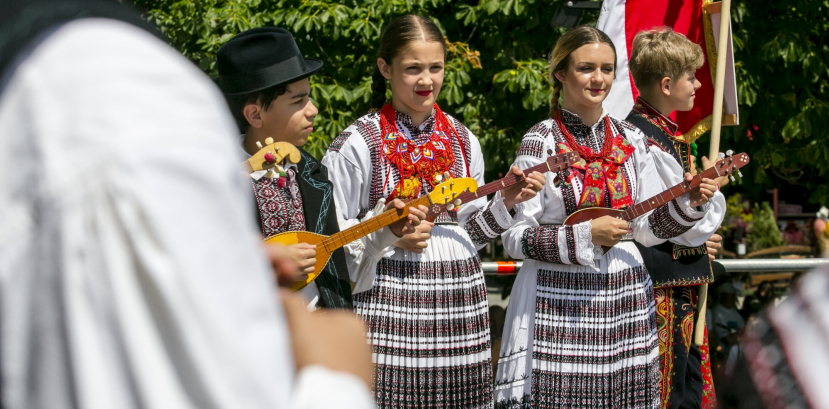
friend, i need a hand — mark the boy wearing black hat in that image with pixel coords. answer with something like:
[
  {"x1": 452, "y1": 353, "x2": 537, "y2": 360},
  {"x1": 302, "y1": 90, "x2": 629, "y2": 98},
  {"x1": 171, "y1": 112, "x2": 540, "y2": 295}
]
[{"x1": 216, "y1": 28, "x2": 425, "y2": 310}]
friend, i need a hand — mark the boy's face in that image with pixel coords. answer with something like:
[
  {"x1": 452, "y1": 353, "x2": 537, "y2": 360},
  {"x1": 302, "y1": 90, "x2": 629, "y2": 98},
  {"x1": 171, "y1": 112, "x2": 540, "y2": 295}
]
[
  {"x1": 248, "y1": 78, "x2": 317, "y2": 147},
  {"x1": 665, "y1": 71, "x2": 701, "y2": 112}
]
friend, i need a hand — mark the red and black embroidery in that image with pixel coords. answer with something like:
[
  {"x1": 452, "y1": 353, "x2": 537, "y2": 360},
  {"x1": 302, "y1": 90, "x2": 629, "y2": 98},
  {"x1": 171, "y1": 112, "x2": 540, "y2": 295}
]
[
  {"x1": 649, "y1": 204, "x2": 693, "y2": 239},
  {"x1": 671, "y1": 198, "x2": 703, "y2": 223},
  {"x1": 252, "y1": 173, "x2": 305, "y2": 238},
  {"x1": 466, "y1": 202, "x2": 509, "y2": 246},
  {"x1": 522, "y1": 226, "x2": 563, "y2": 264}
]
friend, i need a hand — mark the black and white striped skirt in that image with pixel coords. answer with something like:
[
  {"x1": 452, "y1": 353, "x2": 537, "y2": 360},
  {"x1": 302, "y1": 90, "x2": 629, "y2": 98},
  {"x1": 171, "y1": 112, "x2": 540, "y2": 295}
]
[
  {"x1": 495, "y1": 241, "x2": 660, "y2": 409},
  {"x1": 354, "y1": 225, "x2": 493, "y2": 409}
]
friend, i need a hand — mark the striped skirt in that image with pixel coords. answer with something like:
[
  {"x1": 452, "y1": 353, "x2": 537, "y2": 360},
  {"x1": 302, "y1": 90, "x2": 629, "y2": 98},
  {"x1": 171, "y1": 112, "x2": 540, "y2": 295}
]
[
  {"x1": 494, "y1": 241, "x2": 660, "y2": 409},
  {"x1": 354, "y1": 224, "x2": 493, "y2": 408}
]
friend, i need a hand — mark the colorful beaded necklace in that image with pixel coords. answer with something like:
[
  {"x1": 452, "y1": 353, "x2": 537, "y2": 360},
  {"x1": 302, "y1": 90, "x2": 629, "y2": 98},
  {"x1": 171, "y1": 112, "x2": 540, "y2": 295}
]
[{"x1": 379, "y1": 103, "x2": 463, "y2": 199}]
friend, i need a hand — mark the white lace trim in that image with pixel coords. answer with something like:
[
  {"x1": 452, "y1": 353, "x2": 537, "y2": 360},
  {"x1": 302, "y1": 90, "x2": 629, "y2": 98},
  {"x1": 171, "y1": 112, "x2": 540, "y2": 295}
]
[{"x1": 574, "y1": 221, "x2": 599, "y2": 268}]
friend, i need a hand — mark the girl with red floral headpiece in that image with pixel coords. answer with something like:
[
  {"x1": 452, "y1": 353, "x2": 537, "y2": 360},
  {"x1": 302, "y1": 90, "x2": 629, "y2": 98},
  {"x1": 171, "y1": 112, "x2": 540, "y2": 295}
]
[{"x1": 322, "y1": 15, "x2": 545, "y2": 409}]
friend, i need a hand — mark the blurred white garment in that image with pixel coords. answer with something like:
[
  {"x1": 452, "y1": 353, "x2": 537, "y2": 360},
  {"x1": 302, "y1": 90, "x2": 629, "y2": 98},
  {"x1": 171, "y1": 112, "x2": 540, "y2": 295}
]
[{"x1": 0, "y1": 18, "x2": 372, "y2": 409}]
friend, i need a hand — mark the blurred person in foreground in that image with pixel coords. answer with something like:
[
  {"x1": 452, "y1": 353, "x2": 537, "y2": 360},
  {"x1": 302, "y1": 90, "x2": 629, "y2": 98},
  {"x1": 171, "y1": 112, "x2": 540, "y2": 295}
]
[
  {"x1": 719, "y1": 265, "x2": 829, "y2": 409},
  {"x1": 0, "y1": 1, "x2": 376, "y2": 408}
]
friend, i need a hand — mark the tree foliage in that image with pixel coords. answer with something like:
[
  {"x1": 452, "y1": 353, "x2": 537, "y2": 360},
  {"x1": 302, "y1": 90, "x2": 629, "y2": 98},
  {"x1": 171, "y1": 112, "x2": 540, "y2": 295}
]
[
  {"x1": 716, "y1": 1, "x2": 829, "y2": 205},
  {"x1": 135, "y1": 0, "x2": 829, "y2": 204}
]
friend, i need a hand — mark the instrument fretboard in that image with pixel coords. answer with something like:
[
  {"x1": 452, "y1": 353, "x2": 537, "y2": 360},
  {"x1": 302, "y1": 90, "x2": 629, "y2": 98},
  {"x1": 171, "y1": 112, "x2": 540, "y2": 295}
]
[
  {"x1": 620, "y1": 167, "x2": 719, "y2": 221},
  {"x1": 450, "y1": 152, "x2": 575, "y2": 205},
  {"x1": 320, "y1": 195, "x2": 432, "y2": 252}
]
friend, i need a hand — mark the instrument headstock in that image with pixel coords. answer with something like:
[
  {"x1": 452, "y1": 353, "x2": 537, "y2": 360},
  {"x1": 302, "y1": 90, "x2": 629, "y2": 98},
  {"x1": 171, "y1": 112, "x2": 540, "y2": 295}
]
[
  {"x1": 247, "y1": 138, "x2": 302, "y2": 174},
  {"x1": 546, "y1": 150, "x2": 582, "y2": 172},
  {"x1": 702, "y1": 150, "x2": 749, "y2": 182},
  {"x1": 426, "y1": 175, "x2": 478, "y2": 212}
]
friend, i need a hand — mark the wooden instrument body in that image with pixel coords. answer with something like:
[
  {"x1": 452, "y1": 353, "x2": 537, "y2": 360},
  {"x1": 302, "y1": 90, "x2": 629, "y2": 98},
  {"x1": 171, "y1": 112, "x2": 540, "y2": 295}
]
[
  {"x1": 265, "y1": 231, "x2": 331, "y2": 291},
  {"x1": 263, "y1": 177, "x2": 479, "y2": 291}
]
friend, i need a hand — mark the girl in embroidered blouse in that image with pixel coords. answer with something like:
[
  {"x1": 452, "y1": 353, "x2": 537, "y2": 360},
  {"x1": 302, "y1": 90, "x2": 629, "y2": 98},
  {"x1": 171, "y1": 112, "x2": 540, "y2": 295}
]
[
  {"x1": 493, "y1": 27, "x2": 717, "y2": 408},
  {"x1": 322, "y1": 15, "x2": 545, "y2": 409}
]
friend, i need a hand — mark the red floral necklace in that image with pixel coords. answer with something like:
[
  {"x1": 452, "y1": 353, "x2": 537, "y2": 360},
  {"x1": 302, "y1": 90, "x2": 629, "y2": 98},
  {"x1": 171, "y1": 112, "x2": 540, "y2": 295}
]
[
  {"x1": 553, "y1": 109, "x2": 636, "y2": 210},
  {"x1": 554, "y1": 109, "x2": 614, "y2": 161},
  {"x1": 379, "y1": 103, "x2": 462, "y2": 200}
]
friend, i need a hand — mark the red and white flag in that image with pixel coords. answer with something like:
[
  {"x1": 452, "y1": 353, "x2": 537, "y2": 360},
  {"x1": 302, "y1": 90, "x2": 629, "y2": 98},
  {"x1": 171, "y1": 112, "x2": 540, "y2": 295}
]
[{"x1": 597, "y1": 0, "x2": 739, "y2": 140}]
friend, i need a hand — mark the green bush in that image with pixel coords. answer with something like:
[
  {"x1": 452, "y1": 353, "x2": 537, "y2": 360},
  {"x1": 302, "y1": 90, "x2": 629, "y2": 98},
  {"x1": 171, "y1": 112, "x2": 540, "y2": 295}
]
[{"x1": 135, "y1": 0, "x2": 829, "y2": 204}]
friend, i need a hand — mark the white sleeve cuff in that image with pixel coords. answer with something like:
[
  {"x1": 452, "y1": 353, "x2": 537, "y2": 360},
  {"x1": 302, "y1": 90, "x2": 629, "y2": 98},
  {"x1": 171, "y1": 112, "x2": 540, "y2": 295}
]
[
  {"x1": 489, "y1": 191, "x2": 518, "y2": 229},
  {"x1": 670, "y1": 193, "x2": 706, "y2": 225},
  {"x1": 574, "y1": 220, "x2": 601, "y2": 267},
  {"x1": 292, "y1": 365, "x2": 374, "y2": 409}
]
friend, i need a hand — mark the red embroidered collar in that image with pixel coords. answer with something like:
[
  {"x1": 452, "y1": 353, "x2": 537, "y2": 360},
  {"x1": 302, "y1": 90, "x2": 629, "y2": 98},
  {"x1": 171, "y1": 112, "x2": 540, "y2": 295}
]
[
  {"x1": 553, "y1": 110, "x2": 636, "y2": 210},
  {"x1": 379, "y1": 103, "x2": 462, "y2": 200},
  {"x1": 633, "y1": 97, "x2": 679, "y2": 136}
]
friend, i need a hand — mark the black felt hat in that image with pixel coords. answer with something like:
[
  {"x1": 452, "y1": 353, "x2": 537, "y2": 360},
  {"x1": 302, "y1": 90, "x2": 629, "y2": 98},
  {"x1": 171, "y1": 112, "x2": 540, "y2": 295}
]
[{"x1": 216, "y1": 27, "x2": 322, "y2": 95}]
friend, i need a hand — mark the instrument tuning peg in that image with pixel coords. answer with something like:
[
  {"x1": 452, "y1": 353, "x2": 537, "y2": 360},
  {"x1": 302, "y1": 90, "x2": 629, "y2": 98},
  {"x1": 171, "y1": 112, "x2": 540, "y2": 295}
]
[
  {"x1": 547, "y1": 149, "x2": 553, "y2": 156},
  {"x1": 737, "y1": 170, "x2": 743, "y2": 178},
  {"x1": 729, "y1": 175, "x2": 736, "y2": 182},
  {"x1": 264, "y1": 137, "x2": 274, "y2": 145},
  {"x1": 443, "y1": 172, "x2": 451, "y2": 180},
  {"x1": 454, "y1": 199, "x2": 462, "y2": 206},
  {"x1": 435, "y1": 174, "x2": 443, "y2": 183},
  {"x1": 718, "y1": 152, "x2": 725, "y2": 159},
  {"x1": 726, "y1": 149, "x2": 734, "y2": 157},
  {"x1": 255, "y1": 141, "x2": 263, "y2": 149},
  {"x1": 446, "y1": 203, "x2": 455, "y2": 211}
]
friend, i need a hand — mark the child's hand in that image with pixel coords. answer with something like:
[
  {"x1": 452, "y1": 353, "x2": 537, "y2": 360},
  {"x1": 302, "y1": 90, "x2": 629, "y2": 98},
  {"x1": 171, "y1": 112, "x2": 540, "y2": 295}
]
[
  {"x1": 265, "y1": 243, "x2": 300, "y2": 287},
  {"x1": 701, "y1": 156, "x2": 729, "y2": 188},
  {"x1": 393, "y1": 221, "x2": 434, "y2": 253},
  {"x1": 386, "y1": 199, "x2": 429, "y2": 237},
  {"x1": 590, "y1": 216, "x2": 629, "y2": 247},
  {"x1": 500, "y1": 166, "x2": 546, "y2": 211},
  {"x1": 688, "y1": 173, "x2": 716, "y2": 207},
  {"x1": 284, "y1": 243, "x2": 317, "y2": 277},
  {"x1": 706, "y1": 233, "x2": 723, "y2": 261}
]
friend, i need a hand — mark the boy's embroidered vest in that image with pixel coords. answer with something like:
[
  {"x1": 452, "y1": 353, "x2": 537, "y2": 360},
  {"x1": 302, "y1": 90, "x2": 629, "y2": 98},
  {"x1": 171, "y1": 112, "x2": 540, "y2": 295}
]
[
  {"x1": 252, "y1": 149, "x2": 353, "y2": 309},
  {"x1": 626, "y1": 111, "x2": 714, "y2": 288}
]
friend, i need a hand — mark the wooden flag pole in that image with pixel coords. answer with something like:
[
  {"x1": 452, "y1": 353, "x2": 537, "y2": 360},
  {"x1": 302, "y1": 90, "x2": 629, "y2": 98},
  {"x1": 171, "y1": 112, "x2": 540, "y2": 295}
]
[{"x1": 696, "y1": 0, "x2": 732, "y2": 347}]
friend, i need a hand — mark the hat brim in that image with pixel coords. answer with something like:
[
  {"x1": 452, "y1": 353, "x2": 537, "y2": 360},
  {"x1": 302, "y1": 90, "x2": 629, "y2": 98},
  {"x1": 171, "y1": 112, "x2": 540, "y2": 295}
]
[{"x1": 219, "y1": 58, "x2": 323, "y2": 96}]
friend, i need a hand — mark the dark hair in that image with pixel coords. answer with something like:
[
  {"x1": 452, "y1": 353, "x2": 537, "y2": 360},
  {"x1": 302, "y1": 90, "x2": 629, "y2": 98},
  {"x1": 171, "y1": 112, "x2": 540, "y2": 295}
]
[
  {"x1": 370, "y1": 15, "x2": 446, "y2": 110},
  {"x1": 548, "y1": 26, "x2": 617, "y2": 116},
  {"x1": 225, "y1": 83, "x2": 288, "y2": 133}
]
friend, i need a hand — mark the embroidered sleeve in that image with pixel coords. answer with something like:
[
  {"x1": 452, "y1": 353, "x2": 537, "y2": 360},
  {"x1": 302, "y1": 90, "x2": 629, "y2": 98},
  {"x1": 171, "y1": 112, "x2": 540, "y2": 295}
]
[
  {"x1": 464, "y1": 192, "x2": 515, "y2": 247},
  {"x1": 519, "y1": 221, "x2": 597, "y2": 266},
  {"x1": 670, "y1": 190, "x2": 727, "y2": 247},
  {"x1": 646, "y1": 180, "x2": 705, "y2": 239},
  {"x1": 515, "y1": 123, "x2": 550, "y2": 159}
]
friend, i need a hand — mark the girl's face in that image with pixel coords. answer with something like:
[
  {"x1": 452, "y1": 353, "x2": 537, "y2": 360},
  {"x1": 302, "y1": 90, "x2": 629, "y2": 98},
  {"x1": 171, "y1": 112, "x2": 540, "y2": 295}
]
[
  {"x1": 555, "y1": 42, "x2": 616, "y2": 111},
  {"x1": 378, "y1": 40, "x2": 445, "y2": 118}
]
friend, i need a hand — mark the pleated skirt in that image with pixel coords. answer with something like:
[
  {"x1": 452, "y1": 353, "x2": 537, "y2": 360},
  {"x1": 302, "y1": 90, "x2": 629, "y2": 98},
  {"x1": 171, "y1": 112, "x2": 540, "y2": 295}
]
[
  {"x1": 494, "y1": 241, "x2": 660, "y2": 409},
  {"x1": 353, "y1": 224, "x2": 493, "y2": 409}
]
